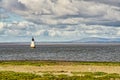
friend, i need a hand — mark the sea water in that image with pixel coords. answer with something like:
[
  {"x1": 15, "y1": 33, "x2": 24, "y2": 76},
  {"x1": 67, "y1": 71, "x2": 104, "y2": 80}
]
[{"x1": 0, "y1": 43, "x2": 120, "y2": 62}]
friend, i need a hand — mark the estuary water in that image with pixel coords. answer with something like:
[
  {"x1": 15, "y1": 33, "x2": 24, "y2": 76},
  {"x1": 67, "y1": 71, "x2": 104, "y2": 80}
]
[{"x1": 0, "y1": 43, "x2": 120, "y2": 62}]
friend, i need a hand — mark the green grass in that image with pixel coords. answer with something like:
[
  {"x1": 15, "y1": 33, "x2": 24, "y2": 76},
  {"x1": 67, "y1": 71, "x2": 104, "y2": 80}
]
[
  {"x1": 0, "y1": 61, "x2": 120, "y2": 66},
  {"x1": 0, "y1": 61, "x2": 58, "y2": 66},
  {"x1": 0, "y1": 71, "x2": 119, "y2": 80},
  {"x1": 71, "y1": 72, "x2": 107, "y2": 76},
  {"x1": 0, "y1": 71, "x2": 41, "y2": 80}
]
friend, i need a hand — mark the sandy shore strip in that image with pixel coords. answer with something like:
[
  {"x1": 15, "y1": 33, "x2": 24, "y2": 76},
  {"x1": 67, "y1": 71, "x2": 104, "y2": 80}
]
[
  {"x1": 0, "y1": 61, "x2": 120, "y2": 76},
  {"x1": 0, "y1": 65, "x2": 120, "y2": 75}
]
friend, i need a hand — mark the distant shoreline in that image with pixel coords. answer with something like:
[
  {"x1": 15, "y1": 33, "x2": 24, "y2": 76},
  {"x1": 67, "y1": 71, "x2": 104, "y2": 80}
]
[{"x1": 0, "y1": 42, "x2": 120, "y2": 46}]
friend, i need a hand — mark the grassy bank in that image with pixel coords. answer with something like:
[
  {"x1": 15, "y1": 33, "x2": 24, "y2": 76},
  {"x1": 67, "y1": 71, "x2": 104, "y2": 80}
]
[
  {"x1": 0, "y1": 71, "x2": 119, "y2": 80},
  {"x1": 0, "y1": 61, "x2": 119, "y2": 80},
  {"x1": 0, "y1": 60, "x2": 120, "y2": 66}
]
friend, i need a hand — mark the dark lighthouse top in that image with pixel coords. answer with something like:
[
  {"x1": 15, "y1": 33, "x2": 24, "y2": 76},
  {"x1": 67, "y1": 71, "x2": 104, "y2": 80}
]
[{"x1": 32, "y1": 37, "x2": 34, "y2": 41}]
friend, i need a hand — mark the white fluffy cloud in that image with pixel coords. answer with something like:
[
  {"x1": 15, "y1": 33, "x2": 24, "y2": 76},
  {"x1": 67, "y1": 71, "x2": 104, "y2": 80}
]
[
  {"x1": 1, "y1": 21, "x2": 120, "y2": 39},
  {"x1": 0, "y1": 22, "x2": 4, "y2": 29},
  {"x1": 0, "y1": 0, "x2": 120, "y2": 42},
  {"x1": 1, "y1": 0, "x2": 120, "y2": 26}
]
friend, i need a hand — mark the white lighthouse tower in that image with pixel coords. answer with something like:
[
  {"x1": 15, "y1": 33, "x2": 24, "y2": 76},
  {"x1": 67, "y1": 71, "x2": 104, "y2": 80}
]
[{"x1": 30, "y1": 37, "x2": 35, "y2": 48}]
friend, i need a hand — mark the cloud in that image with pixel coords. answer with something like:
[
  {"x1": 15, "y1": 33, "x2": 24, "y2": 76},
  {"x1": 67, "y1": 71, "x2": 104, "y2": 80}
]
[
  {"x1": 0, "y1": 22, "x2": 4, "y2": 29},
  {"x1": 1, "y1": 0, "x2": 120, "y2": 26},
  {"x1": 85, "y1": 0, "x2": 120, "y2": 7},
  {"x1": 0, "y1": 0, "x2": 120, "y2": 42},
  {"x1": 0, "y1": 23, "x2": 5, "y2": 36},
  {"x1": 0, "y1": 0, "x2": 27, "y2": 11},
  {"x1": 1, "y1": 21, "x2": 120, "y2": 39}
]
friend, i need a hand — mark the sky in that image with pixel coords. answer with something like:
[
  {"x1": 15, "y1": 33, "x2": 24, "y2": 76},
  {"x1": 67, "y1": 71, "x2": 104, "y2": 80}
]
[{"x1": 0, "y1": 0, "x2": 120, "y2": 42}]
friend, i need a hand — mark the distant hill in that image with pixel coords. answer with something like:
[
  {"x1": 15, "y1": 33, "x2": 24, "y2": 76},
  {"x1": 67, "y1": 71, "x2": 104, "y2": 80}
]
[
  {"x1": 71, "y1": 37, "x2": 120, "y2": 43},
  {"x1": 1, "y1": 37, "x2": 120, "y2": 43}
]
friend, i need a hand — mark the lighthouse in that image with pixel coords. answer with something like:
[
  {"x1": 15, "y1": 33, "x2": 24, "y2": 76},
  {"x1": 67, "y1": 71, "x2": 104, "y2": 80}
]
[{"x1": 30, "y1": 37, "x2": 35, "y2": 48}]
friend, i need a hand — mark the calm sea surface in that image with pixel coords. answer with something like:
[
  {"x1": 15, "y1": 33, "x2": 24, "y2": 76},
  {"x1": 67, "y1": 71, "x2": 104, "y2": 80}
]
[{"x1": 0, "y1": 43, "x2": 120, "y2": 62}]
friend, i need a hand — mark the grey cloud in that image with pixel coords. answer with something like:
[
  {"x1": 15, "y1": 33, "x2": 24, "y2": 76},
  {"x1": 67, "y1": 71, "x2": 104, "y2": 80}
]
[
  {"x1": 85, "y1": 20, "x2": 120, "y2": 27},
  {"x1": 0, "y1": 0, "x2": 27, "y2": 11},
  {"x1": 55, "y1": 13, "x2": 104, "y2": 20},
  {"x1": 0, "y1": 0, "x2": 120, "y2": 30},
  {"x1": 11, "y1": 1, "x2": 27, "y2": 11},
  {"x1": 85, "y1": 0, "x2": 120, "y2": 7},
  {"x1": 1, "y1": 20, "x2": 120, "y2": 40}
]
